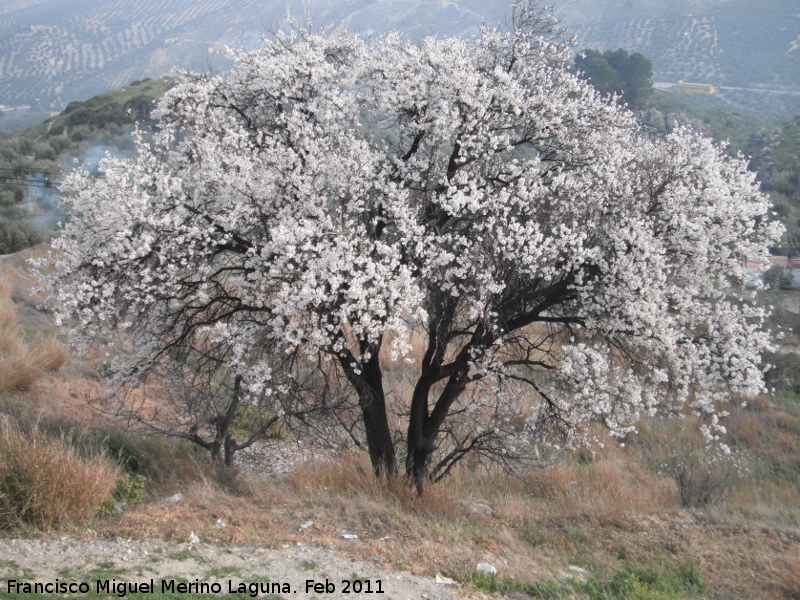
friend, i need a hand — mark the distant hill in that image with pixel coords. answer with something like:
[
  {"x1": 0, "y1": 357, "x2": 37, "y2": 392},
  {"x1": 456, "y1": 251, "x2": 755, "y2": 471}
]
[
  {"x1": 0, "y1": 77, "x2": 171, "y2": 253},
  {"x1": 0, "y1": 53, "x2": 795, "y2": 255},
  {"x1": 569, "y1": 0, "x2": 800, "y2": 87},
  {"x1": 0, "y1": 0, "x2": 798, "y2": 117}
]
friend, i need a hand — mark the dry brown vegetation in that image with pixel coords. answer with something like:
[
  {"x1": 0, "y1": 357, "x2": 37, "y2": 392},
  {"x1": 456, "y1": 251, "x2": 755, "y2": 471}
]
[
  {"x1": 70, "y1": 441, "x2": 798, "y2": 599},
  {"x1": 0, "y1": 255, "x2": 119, "y2": 530},
  {"x1": 0, "y1": 276, "x2": 67, "y2": 394},
  {"x1": 2, "y1": 247, "x2": 800, "y2": 599},
  {"x1": 0, "y1": 418, "x2": 119, "y2": 529}
]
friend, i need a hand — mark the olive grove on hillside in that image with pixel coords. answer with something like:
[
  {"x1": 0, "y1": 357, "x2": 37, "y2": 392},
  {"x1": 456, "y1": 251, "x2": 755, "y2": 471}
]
[{"x1": 46, "y1": 2, "x2": 781, "y2": 490}]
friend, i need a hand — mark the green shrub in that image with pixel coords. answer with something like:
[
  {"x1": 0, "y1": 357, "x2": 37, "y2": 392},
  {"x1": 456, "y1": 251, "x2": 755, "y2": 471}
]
[
  {"x1": 99, "y1": 473, "x2": 146, "y2": 515},
  {"x1": 101, "y1": 429, "x2": 206, "y2": 490},
  {"x1": 32, "y1": 145, "x2": 55, "y2": 161},
  {"x1": 465, "y1": 559, "x2": 705, "y2": 599},
  {"x1": 764, "y1": 351, "x2": 800, "y2": 398},
  {"x1": 69, "y1": 129, "x2": 87, "y2": 143},
  {"x1": 0, "y1": 219, "x2": 41, "y2": 254},
  {"x1": 600, "y1": 561, "x2": 705, "y2": 599}
]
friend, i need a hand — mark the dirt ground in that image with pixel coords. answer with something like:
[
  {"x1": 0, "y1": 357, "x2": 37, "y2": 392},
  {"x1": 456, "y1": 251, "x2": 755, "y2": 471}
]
[{"x1": 1, "y1": 537, "x2": 478, "y2": 600}]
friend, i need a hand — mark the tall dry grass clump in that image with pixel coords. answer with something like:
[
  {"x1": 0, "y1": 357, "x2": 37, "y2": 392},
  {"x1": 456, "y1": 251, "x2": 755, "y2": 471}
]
[
  {"x1": 529, "y1": 455, "x2": 678, "y2": 518},
  {"x1": 0, "y1": 418, "x2": 120, "y2": 529},
  {"x1": 0, "y1": 277, "x2": 67, "y2": 393},
  {"x1": 283, "y1": 454, "x2": 469, "y2": 525}
]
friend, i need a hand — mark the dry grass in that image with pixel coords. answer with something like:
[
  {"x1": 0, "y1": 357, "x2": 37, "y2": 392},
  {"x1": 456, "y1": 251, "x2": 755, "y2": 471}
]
[
  {"x1": 78, "y1": 448, "x2": 795, "y2": 599},
  {"x1": 107, "y1": 478, "x2": 287, "y2": 545},
  {"x1": 31, "y1": 337, "x2": 69, "y2": 372},
  {"x1": 0, "y1": 251, "x2": 798, "y2": 598},
  {"x1": 0, "y1": 276, "x2": 67, "y2": 394},
  {"x1": 0, "y1": 418, "x2": 120, "y2": 529},
  {"x1": 722, "y1": 400, "x2": 800, "y2": 529},
  {"x1": 0, "y1": 420, "x2": 789, "y2": 599},
  {"x1": 776, "y1": 545, "x2": 800, "y2": 599},
  {"x1": 274, "y1": 458, "x2": 553, "y2": 580},
  {"x1": 530, "y1": 456, "x2": 678, "y2": 517}
]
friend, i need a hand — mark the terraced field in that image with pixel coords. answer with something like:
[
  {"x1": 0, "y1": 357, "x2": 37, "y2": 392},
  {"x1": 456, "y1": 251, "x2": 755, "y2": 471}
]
[
  {"x1": 0, "y1": 0, "x2": 265, "y2": 109},
  {"x1": 576, "y1": 4, "x2": 800, "y2": 89},
  {"x1": 0, "y1": 0, "x2": 798, "y2": 115}
]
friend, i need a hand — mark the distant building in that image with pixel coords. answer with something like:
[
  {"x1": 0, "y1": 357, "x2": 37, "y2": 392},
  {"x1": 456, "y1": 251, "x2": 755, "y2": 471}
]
[
  {"x1": 745, "y1": 256, "x2": 800, "y2": 289},
  {"x1": 676, "y1": 80, "x2": 717, "y2": 95},
  {"x1": 0, "y1": 104, "x2": 31, "y2": 113}
]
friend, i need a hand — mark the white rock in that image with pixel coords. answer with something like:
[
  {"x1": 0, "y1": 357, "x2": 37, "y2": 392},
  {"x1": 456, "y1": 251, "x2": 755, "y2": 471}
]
[
  {"x1": 568, "y1": 565, "x2": 588, "y2": 575},
  {"x1": 476, "y1": 562, "x2": 498, "y2": 575},
  {"x1": 341, "y1": 534, "x2": 358, "y2": 540},
  {"x1": 435, "y1": 575, "x2": 456, "y2": 585},
  {"x1": 299, "y1": 520, "x2": 314, "y2": 530},
  {"x1": 458, "y1": 499, "x2": 495, "y2": 517}
]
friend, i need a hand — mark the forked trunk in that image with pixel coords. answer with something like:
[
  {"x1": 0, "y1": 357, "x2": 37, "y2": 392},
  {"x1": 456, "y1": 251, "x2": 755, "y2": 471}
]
[{"x1": 406, "y1": 358, "x2": 471, "y2": 494}]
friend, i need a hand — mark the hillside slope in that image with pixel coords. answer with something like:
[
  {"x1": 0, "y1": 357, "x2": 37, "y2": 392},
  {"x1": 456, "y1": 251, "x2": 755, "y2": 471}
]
[{"x1": 0, "y1": 0, "x2": 797, "y2": 117}]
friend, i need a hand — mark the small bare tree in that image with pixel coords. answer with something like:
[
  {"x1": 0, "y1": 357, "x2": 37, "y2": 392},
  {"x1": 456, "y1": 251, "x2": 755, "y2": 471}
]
[
  {"x1": 635, "y1": 419, "x2": 745, "y2": 507},
  {"x1": 97, "y1": 333, "x2": 351, "y2": 468}
]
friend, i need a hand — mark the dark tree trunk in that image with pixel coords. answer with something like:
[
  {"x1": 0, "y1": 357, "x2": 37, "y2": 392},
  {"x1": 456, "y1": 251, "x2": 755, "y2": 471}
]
[
  {"x1": 208, "y1": 439, "x2": 222, "y2": 464},
  {"x1": 405, "y1": 341, "x2": 474, "y2": 493},
  {"x1": 406, "y1": 378, "x2": 434, "y2": 494},
  {"x1": 223, "y1": 434, "x2": 236, "y2": 468},
  {"x1": 338, "y1": 341, "x2": 397, "y2": 477},
  {"x1": 214, "y1": 375, "x2": 242, "y2": 468},
  {"x1": 358, "y1": 350, "x2": 396, "y2": 477}
]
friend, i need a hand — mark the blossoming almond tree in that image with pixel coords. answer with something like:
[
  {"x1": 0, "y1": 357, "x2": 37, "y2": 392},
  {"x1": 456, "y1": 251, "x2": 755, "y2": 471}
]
[{"x1": 47, "y1": 1, "x2": 781, "y2": 491}]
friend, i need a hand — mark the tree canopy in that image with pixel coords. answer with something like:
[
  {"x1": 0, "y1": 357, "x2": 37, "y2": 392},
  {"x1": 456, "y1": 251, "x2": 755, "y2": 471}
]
[
  {"x1": 47, "y1": 2, "x2": 780, "y2": 491},
  {"x1": 574, "y1": 47, "x2": 654, "y2": 109}
]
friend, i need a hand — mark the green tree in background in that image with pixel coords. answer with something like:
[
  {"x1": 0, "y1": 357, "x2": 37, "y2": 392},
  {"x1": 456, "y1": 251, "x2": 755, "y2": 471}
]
[{"x1": 575, "y1": 48, "x2": 654, "y2": 109}]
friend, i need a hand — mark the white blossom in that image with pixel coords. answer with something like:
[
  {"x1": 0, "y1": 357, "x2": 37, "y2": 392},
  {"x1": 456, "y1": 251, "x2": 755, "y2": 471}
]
[{"x1": 43, "y1": 4, "x2": 781, "y2": 483}]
